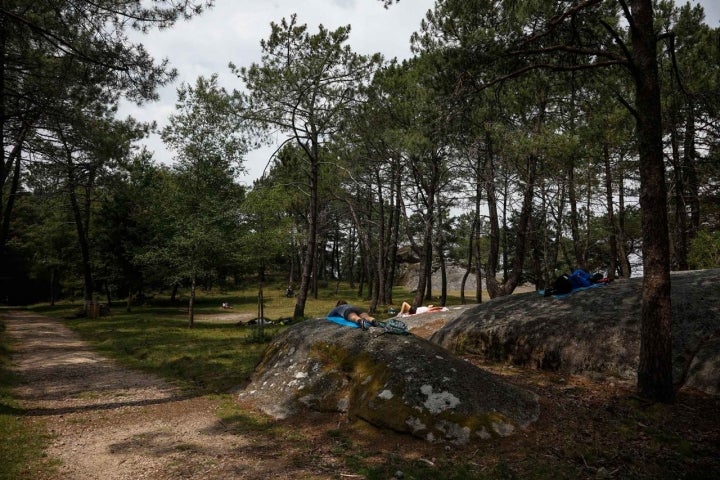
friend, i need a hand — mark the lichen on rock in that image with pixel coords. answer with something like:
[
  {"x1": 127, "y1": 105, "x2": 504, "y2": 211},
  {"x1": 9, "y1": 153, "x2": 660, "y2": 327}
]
[{"x1": 240, "y1": 318, "x2": 539, "y2": 444}]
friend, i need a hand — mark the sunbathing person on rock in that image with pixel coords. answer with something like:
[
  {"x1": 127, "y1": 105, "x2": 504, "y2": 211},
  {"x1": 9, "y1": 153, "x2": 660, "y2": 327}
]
[
  {"x1": 327, "y1": 300, "x2": 377, "y2": 330},
  {"x1": 399, "y1": 302, "x2": 446, "y2": 316}
]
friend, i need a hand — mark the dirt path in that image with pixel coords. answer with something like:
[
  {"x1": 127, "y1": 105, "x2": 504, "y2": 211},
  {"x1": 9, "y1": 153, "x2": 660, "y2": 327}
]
[{"x1": 4, "y1": 310, "x2": 335, "y2": 479}]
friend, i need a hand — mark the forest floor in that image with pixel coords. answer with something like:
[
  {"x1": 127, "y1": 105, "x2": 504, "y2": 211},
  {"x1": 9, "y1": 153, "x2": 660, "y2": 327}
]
[{"x1": 5, "y1": 310, "x2": 720, "y2": 480}]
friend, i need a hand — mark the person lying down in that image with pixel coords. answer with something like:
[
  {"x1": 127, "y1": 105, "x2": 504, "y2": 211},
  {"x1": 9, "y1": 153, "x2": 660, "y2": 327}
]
[{"x1": 398, "y1": 302, "x2": 448, "y2": 316}]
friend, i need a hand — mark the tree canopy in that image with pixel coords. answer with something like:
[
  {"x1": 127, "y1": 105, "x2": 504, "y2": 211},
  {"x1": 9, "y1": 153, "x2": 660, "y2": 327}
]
[{"x1": 2, "y1": 0, "x2": 719, "y2": 403}]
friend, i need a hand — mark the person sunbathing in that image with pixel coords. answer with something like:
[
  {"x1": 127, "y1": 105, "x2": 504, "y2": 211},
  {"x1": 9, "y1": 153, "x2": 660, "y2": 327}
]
[
  {"x1": 327, "y1": 300, "x2": 377, "y2": 330},
  {"x1": 398, "y1": 301, "x2": 446, "y2": 315}
]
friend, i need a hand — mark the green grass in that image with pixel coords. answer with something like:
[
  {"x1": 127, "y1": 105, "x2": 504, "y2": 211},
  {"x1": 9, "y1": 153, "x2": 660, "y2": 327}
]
[
  {"x1": 3, "y1": 284, "x2": 482, "y2": 478},
  {"x1": 27, "y1": 283, "x2": 433, "y2": 394}
]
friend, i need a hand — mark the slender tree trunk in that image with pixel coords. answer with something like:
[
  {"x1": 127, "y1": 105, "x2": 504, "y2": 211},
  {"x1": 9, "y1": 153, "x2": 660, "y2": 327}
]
[
  {"x1": 50, "y1": 268, "x2": 56, "y2": 306},
  {"x1": 348, "y1": 224, "x2": 356, "y2": 288},
  {"x1": 188, "y1": 275, "x2": 196, "y2": 327},
  {"x1": 682, "y1": 103, "x2": 700, "y2": 237},
  {"x1": 439, "y1": 242, "x2": 447, "y2": 306},
  {"x1": 374, "y1": 171, "x2": 387, "y2": 306},
  {"x1": 1, "y1": 140, "x2": 22, "y2": 255},
  {"x1": 617, "y1": 158, "x2": 632, "y2": 277},
  {"x1": 0, "y1": 126, "x2": 31, "y2": 259},
  {"x1": 413, "y1": 235, "x2": 432, "y2": 307},
  {"x1": 550, "y1": 181, "x2": 566, "y2": 279},
  {"x1": 105, "y1": 280, "x2": 112, "y2": 307},
  {"x1": 604, "y1": 144, "x2": 618, "y2": 280},
  {"x1": 631, "y1": 0, "x2": 674, "y2": 403},
  {"x1": 410, "y1": 154, "x2": 439, "y2": 308},
  {"x1": 567, "y1": 160, "x2": 584, "y2": 269},
  {"x1": 384, "y1": 163, "x2": 402, "y2": 305},
  {"x1": 461, "y1": 217, "x2": 475, "y2": 305},
  {"x1": 474, "y1": 163, "x2": 483, "y2": 303},
  {"x1": 539, "y1": 180, "x2": 551, "y2": 288},
  {"x1": 474, "y1": 234, "x2": 483, "y2": 303},
  {"x1": 670, "y1": 120, "x2": 688, "y2": 270},
  {"x1": 294, "y1": 150, "x2": 319, "y2": 318},
  {"x1": 501, "y1": 174, "x2": 509, "y2": 281},
  {"x1": 436, "y1": 191, "x2": 447, "y2": 306},
  {"x1": 485, "y1": 140, "x2": 502, "y2": 296},
  {"x1": 66, "y1": 160, "x2": 94, "y2": 309}
]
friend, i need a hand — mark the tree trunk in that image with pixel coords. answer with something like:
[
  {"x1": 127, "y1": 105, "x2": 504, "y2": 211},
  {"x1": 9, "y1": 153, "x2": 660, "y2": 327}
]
[
  {"x1": 66, "y1": 164, "x2": 94, "y2": 308},
  {"x1": 604, "y1": 144, "x2": 618, "y2": 280},
  {"x1": 682, "y1": 103, "x2": 700, "y2": 237},
  {"x1": 631, "y1": 0, "x2": 674, "y2": 403},
  {"x1": 567, "y1": 160, "x2": 584, "y2": 269},
  {"x1": 461, "y1": 217, "x2": 476, "y2": 305},
  {"x1": 439, "y1": 244, "x2": 447, "y2": 307},
  {"x1": 384, "y1": 163, "x2": 403, "y2": 306},
  {"x1": 616, "y1": 157, "x2": 633, "y2": 277},
  {"x1": 0, "y1": 126, "x2": 30, "y2": 259},
  {"x1": 294, "y1": 150, "x2": 319, "y2": 319},
  {"x1": 188, "y1": 275, "x2": 196, "y2": 328},
  {"x1": 50, "y1": 268, "x2": 56, "y2": 306},
  {"x1": 670, "y1": 119, "x2": 688, "y2": 270},
  {"x1": 413, "y1": 234, "x2": 432, "y2": 307},
  {"x1": 474, "y1": 164, "x2": 483, "y2": 304}
]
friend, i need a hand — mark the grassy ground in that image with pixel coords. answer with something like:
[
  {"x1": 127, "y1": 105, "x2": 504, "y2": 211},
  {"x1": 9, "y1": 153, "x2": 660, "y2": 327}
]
[
  {"x1": 0, "y1": 284, "x2": 478, "y2": 479},
  {"x1": 2, "y1": 282, "x2": 719, "y2": 479},
  {"x1": 26, "y1": 284, "x2": 429, "y2": 394}
]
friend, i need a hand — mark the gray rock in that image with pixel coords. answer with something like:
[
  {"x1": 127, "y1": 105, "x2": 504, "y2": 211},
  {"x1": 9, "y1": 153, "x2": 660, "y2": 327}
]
[
  {"x1": 431, "y1": 269, "x2": 720, "y2": 395},
  {"x1": 239, "y1": 319, "x2": 539, "y2": 444}
]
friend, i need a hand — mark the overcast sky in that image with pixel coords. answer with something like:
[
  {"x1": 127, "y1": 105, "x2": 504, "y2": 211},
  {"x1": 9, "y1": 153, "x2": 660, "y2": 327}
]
[{"x1": 118, "y1": 0, "x2": 720, "y2": 184}]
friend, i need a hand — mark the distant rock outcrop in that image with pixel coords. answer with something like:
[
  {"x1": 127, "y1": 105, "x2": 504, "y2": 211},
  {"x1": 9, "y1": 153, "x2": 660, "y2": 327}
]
[
  {"x1": 431, "y1": 269, "x2": 720, "y2": 396},
  {"x1": 240, "y1": 319, "x2": 539, "y2": 444}
]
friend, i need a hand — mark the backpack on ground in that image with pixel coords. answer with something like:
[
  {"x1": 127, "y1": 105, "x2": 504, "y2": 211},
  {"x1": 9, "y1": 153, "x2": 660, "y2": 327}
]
[{"x1": 375, "y1": 319, "x2": 409, "y2": 335}]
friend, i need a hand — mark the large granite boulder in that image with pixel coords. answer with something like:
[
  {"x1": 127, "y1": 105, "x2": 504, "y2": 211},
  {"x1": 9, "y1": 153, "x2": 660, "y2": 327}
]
[
  {"x1": 431, "y1": 269, "x2": 720, "y2": 395},
  {"x1": 239, "y1": 319, "x2": 539, "y2": 444}
]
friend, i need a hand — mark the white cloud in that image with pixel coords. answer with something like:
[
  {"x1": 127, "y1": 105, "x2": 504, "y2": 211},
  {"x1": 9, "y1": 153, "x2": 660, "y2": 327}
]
[
  {"x1": 119, "y1": 0, "x2": 435, "y2": 180},
  {"x1": 118, "y1": 0, "x2": 720, "y2": 183}
]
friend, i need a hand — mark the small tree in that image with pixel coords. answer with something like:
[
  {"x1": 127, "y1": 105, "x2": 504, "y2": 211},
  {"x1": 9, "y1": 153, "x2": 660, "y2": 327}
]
[
  {"x1": 231, "y1": 15, "x2": 382, "y2": 318},
  {"x1": 158, "y1": 75, "x2": 248, "y2": 327}
]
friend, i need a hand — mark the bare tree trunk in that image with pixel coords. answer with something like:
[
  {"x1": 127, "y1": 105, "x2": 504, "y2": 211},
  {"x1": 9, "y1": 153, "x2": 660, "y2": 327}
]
[
  {"x1": 461, "y1": 217, "x2": 475, "y2": 305},
  {"x1": 604, "y1": 144, "x2": 618, "y2": 280},
  {"x1": 682, "y1": 103, "x2": 700, "y2": 238},
  {"x1": 66, "y1": 161, "x2": 94, "y2": 309},
  {"x1": 616, "y1": 157, "x2": 632, "y2": 278},
  {"x1": 670, "y1": 120, "x2": 688, "y2": 270},
  {"x1": 1, "y1": 125, "x2": 31, "y2": 261},
  {"x1": 632, "y1": 0, "x2": 674, "y2": 403},
  {"x1": 567, "y1": 160, "x2": 584, "y2": 269},
  {"x1": 436, "y1": 191, "x2": 447, "y2": 306},
  {"x1": 293, "y1": 151, "x2": 319, "y2": 318},
  {"x1": 188, "y1": 275, "x2": 196, "y2": 328},
  {"x1": 384, "y1": 163, "x2": 403, "y2": 305}
]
